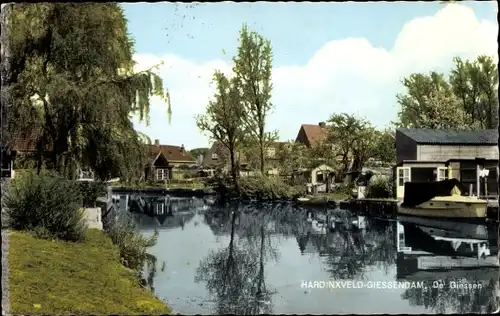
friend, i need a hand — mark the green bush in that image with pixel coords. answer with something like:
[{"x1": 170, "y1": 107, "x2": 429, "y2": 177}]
[
  {"x1": 3, "y1": 171, "x2": 87, "y2": 242},
  {"x1": 365, "y1": 176, "x2": 393, "y2": 199},
  {"x1": 221, "y1": 174, "x2": 302, "y2": 201},
  {"x1": 105, "y1": 213, "x2": 159, "y2": 275},
  {"x1": 74, "y1": 181, "x2": 107, "y2": 207}
]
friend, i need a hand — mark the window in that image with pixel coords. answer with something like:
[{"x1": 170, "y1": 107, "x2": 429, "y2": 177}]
[
  {"x1": 156, "y1": 168, "x2": 167, "y2": 180},
  {"x1": 398, "y1": 168, "x2": 410, "y2": 186},
  {"x1": 437, "y1": 167, "x2": 448, "y2": 181},
  {"x1": 212, "y1": 153, "x2": 218, "y2": 160}
]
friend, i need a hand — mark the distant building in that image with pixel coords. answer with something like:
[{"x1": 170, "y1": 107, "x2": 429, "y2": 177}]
[
  {"x1": 394, "y1": 128, "x2": 498, "y2": 199},
  {"x1": 145, "y1": 139, "x2": 195, "y2": 181},
  {"x1": 295, "y1": 122, "x2": 327, "y2": 148},
  {"x1": 202, "y1": 140, "x2": 286, "y2": 177}
]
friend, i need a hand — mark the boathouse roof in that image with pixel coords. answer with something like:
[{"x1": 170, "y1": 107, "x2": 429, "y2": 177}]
[{"x1": 397, "y1": 128, "x2": 498, "y2": 145}]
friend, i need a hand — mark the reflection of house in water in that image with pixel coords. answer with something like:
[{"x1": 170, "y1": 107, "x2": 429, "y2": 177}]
[
  {"x1": 396, "y1": 220, "x2": 500, "y2": 314},
  {"x1": 127, "y1": 195, "x2": 199, "y2": 229},
  {"x1": 395, "y1": 221, "x2": 499, "y2": 278}
]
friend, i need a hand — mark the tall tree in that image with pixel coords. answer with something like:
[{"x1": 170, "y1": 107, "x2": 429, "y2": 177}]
[
  {"x1": 233, "y1": 24, "x2": 276, "y2": 175},
  {"x1": 2, "y1": 3, "x2": 171, "y2": 181},
  {"x1": 275, "y1": 141, "x2": 309, "y2": 182},
  {"x1": 371, "y1": 129, "x2": 396, "y2": 165},
  {"x1": 196, "y1": 71, "x2": 244, "y2": 190},
  {"x1": 326, "y1": 113, "x2": 376, "y2": 174},
  {"x1": 395, "y1": 55, "x2": 498, "y2": 130},
  {"x1": 449, "y1": 55, "x2": 498, "y2": 129},
  {"x1": 395, "y1": 72, "x2": 466, "y2": 129}
]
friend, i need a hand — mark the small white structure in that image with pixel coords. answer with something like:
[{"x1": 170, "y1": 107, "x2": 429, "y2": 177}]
[
  {"x1": 310, "y1": 164, "x2": 335, "y2": 185},
  {"x1": 80, "y1": 207, "x2": 103, "y2": 230}
]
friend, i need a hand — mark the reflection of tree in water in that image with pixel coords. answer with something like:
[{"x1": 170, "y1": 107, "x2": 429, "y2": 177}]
[
  {"x1": 196, "y1": 210, "x2": 277, "y2": 315},
  {"x1": 311, "y1": 219, "x2": 396, "y2": 280},
  {"x1": 401, "y1": 276, "x2": 499, "y2": 314}
]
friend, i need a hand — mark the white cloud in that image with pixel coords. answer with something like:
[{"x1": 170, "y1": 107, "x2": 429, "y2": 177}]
[{"x1": 131, "y1": 3, "x2": 498, "y2": 149}]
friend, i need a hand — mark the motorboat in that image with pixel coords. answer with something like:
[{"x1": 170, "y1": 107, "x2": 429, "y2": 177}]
[
  {"x1": 397, "y1": 215, "x2": 488, "y2": 240},
  {"x1": 398, "y1": 179, "x2": 488, "y2": 220}
]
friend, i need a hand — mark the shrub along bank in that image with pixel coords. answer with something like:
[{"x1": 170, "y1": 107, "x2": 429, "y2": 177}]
[
  {"x1": 209, "y1": 174, "x2": 303, "y2": 201},
  {"x1": 2, "y1": 171, "x2": 169, "y2": 314}
]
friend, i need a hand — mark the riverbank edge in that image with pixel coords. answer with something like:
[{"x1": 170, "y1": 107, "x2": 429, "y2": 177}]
[
  {"x1": 7, "y1": 229, "x2": 172, "y2": 314},
  {"x1": 109, "y1": 186, "x2": 352, "y2": 207},
  {"x1": 110, "y1": 186, "x2": 216, "y2": 196}
]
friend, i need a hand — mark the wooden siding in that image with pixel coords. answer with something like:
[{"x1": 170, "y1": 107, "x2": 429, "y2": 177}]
[
  {"x1": 417, "y1": 145, "x2": 498, "y2": 161},
  {"x1": 395, "y1": 130, "x2": 417, "y2": 163}
]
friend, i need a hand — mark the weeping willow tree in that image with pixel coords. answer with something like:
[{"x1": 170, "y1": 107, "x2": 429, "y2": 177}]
[{"x1": 2, "y1": 3, "x2": 171, "y2": 181}]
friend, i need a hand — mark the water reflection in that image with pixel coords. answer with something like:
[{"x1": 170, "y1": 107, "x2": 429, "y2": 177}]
[
  {"x1": 195, "y1": 210, "x2": 276, "y2": 314},
  {"x1": 110, "y1": 193, "x2": 499, "y2": 314},
  {"x1": 396, "y1": 218, "x2": 499, "y2": 314}
]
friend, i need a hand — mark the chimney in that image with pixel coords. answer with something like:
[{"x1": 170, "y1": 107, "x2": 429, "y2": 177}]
[
  {"x1": 180, "y1": 144, "x2": 185, "y2": 153},
  {"x1": 319, "y1": 122, "x2": 326, "y2": 128},
  {"x1": 154, "y1": 139, "x2": 160, "y2": 146}
]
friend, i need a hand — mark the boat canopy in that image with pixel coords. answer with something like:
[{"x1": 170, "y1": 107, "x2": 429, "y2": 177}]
[{"x1": 401, "y1": 179, "x2": 468, "y2": 207}]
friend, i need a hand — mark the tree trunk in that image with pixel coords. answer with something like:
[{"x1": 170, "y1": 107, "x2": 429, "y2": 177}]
[
  {"x1": 229, "y1": 147, "x2": 239, "y2": 194},
  {"x1": 259, "y1": 139, "x2": 265, "y2": 175}
]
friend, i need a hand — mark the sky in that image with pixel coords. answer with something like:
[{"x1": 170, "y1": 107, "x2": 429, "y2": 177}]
[{"x1": 122, "y1": 1, "x2": 498, "y2": 150}]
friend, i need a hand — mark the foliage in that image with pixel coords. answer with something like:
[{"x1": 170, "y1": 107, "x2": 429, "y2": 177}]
[
  {"x1": 365, "y1": 176, "x2": 393, "y2": 199},
  {"x1": 8, "y1": 229, "x2": 170, "y2": 314},
  {"x1": 327, "y1": 113, "x2": 378, "y2": 173},
  {"x1": 395, "y1": 55, "x2": 498, "y2": 129},
  {"x1": 275, "y1": 141, "x2": 309, "y2": 176},
  {"x1": 105, "y1": 212, "x2": 159, "y2": 275},
  {"x1": 214, "y1": 174, "x2": 302, "y2": 201},
  {"x1": 3, "y1": 3, "x2": 171, "y2": 181},
  {"x1": 3, "y1": 171, "x2": 87, "y2": 242},
  {"x1": 371, "y1": 129, "x2": 396, "y2": 164},
  {"x1": 233, "y1": 24, "x2": 277, "y2": 174},
  {"x1": 333, "y1": 183, "x2": 353, "y2": 195},
  {"x1": 190, "y1": 147, "x2": 209, "y2": 159},
  {"x1": 196, "y1": 71, "x2": 245, "y2": 188},
  {"x1": 74, "y1": 180, "x2": 107, "y2": 207}
]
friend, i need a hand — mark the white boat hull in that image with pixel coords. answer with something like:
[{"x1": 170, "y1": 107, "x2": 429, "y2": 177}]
[{"x1": 398, "y1": 199, "x2": 487, "y2": 219}]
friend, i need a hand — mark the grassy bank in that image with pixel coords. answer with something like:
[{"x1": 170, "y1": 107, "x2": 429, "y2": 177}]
[{"x1": 8, "y1": 229, "x2": 170, "y2": 315}]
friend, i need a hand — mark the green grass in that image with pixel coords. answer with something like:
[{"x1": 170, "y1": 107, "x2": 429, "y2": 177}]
[
  {"x1": 8, "y1": 229, "x2": 171, "y2": 315},
  {"x1": 324, "y1": 192, "x2": 350, "y2": 201}
]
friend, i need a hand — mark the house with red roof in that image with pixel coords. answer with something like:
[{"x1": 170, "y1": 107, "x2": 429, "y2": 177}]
[
  {"x1": 295, "y1": 122, "x2": 328, "y2": 148},
  {"x1": 145, "y1": 139, "x2": 196, "y2": 181}
]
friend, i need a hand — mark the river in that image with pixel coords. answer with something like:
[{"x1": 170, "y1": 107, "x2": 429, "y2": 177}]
[{"x1": 112, "y1": 194, "x2": 499, "y2": 314}]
